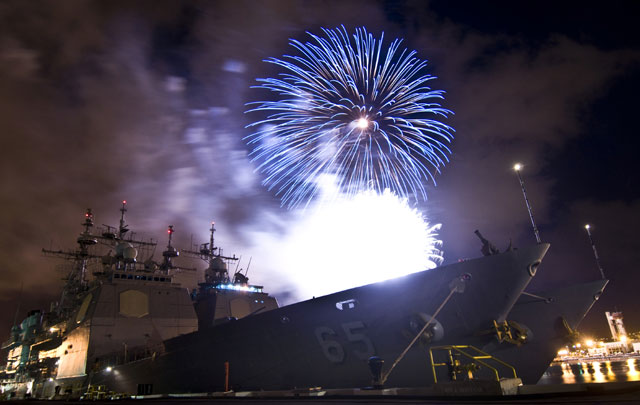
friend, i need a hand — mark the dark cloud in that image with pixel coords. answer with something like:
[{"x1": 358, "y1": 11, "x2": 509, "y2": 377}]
[
  {"x1": 408, "y1": 6, "x2": 640, "y2": 334},
  {"x1": 536, "y1": 199, "x2": 640, "y2": 336},
  {"x1": 1, "y1": 0, "x2": 639, "y2": 344}
]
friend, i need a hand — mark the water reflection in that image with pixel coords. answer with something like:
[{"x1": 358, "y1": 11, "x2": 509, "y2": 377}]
[
  {"x1": 628, "y1": 359, "x2": 639, "y2": 380},
  {"x1": 606, "y1": 361, "x2": 614, "y2": 379},
  {"x1": 560, "y1": 362, "x2": 575, "y2": 384},
  {"x1": 540, "y1": 358, "x2": 640, "y2": 384},
  {"x1": 591, "y1": 361, "x2": 605, "y2": 383}
]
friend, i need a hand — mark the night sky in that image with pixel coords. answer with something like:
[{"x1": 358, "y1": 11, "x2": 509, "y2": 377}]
[{"x1": 1, "y1": 0, "x2": 639, "y2": 343}]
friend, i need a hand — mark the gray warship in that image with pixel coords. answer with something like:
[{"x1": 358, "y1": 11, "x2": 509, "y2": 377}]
[
  {"x1": 0, "y1": 205, "x2": 606, "y2": 398},
  {"x1": 490, "y1": 278, "x2": 608, "y2": 384},
  {"x1": 0, "y1": 203, "x2": 277, "y2": 398}
]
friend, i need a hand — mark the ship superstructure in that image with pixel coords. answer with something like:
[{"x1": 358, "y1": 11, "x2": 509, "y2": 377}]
[
  {"x1": 185, "y1": 222, "x2": 278, "y2": 330},
  {"x1": 1, "y1": 204, "x2": 610, "y2": 399},
  {"x1": 1, "y1": 204, "x2": 198, "y2": 398}
]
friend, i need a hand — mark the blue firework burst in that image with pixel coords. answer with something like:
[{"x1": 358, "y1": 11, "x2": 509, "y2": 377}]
[{"x1": 246, "y1": 26, "x2": 454, "y2": 208}]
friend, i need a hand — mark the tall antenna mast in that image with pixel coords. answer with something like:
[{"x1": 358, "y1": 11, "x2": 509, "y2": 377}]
[
  {"x1": 77, "y1": 208, "x2": 98, "y2": 284},
  {"x1": 43, "y1": 209, "x2": 100, "y2": 316},
  {"x1": 118, "y1": 200, "x2": 128, "y2": 239},
  {"x1": 210, "y1": 221, "x2": 216, "y2": 256},
  {"x1": 585, "y1": 224, "x2": 606, "y2": 279},
  {"x1": 244, "y1": 257, "x2": 252, "y2": 277},
  {"x1": 161, "y1": 225, "x2": 179, "y2": 271},
  {"x1": 513, "y1": 163, "x2": 541, "y2": 243}
]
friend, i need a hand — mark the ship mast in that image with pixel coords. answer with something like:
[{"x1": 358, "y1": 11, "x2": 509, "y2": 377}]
[
  {"x1": 119, "y1": 200, "x2": 128, "y2": 239},
  {"x1": 77, "y1": 209, "x2": 99, "y2": 284},
  {"x1": 160, "y1": 225, "x2": 179, "y2": 272},
  {"x1": 97, "y1": 201, "x2": 157, "y2": 272},
  {"x1": 183, "y1": 221, "x2": 238, "y2": 285},
  {"x1": 209, "y1": 221, "x2": 215, "y2": 257},
  {"x1": 585, "y1": 224, "x2": 606, "y2": 280},
  {"x1": 43, "y1": 209, "x2": 100, "y2": 316}
]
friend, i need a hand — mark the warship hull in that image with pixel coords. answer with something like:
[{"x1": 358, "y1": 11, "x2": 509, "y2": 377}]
[
  {"x1": 487, "y1": 278, "x2": 608, "y2": 384},
  {"x1": 94, "y1": 243, "x2": 550, "y2": 394}
]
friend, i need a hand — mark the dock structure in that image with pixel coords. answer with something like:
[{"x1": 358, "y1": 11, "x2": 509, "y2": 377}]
[{"x1": 17, "y1": 381, "x2": 640, "y2": 404}]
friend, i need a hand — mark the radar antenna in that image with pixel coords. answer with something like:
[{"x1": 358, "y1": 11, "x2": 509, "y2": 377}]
[
  {"x1": 209, "y1": 221, "x2": 215, "y2": 256},
  {"x1": 42, "y1": 209, "x2": 101, "y2": 316},
  {"x1": 119, "y1": 200, "x2": 129, "y2": 239},
  {"x1": 160, "y1": 225, "x2": 179, "y2": 271},
  {"x1": 182, "y1": 221, "x2": 238, "y2": 284}
]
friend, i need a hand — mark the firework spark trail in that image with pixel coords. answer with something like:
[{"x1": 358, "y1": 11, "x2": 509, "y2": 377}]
[{"x1": 246, "y1": 26, "x2": 454, "y2": 208}]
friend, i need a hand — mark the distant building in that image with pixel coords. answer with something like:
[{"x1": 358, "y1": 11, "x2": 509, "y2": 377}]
[
  {"x1": 605, "y1": 311, "x2": 628, "y2": 341},
  {"x1": 603, "y1": 341, "x2": 628, "y2": 354},
  {"x1": 587, "y1": 347, "x2": 607, "y2": 356}
]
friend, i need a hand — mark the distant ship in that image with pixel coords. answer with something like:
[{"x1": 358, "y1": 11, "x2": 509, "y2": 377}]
[{"x1": 0, "y1": 204, "x2": 606, "y2": 398}]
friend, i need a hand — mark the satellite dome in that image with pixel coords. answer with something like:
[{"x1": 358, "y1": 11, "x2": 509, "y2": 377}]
[
  {"x1": 123, "y1": 246, "x2": 138, "y2": 260},
  {"x1": 116, "y1": 242, "x2": 133, "y2": 257}
]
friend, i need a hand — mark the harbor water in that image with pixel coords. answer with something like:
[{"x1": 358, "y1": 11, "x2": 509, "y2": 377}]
[{"x1": 539, "y1": 358, "x2": 640, "y2": 384}]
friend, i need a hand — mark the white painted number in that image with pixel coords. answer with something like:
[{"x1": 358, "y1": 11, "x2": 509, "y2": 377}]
[
  {"x1": 342, "y1": 321, "x2": 375, "y2": 360},
  {"x1": 314, "y1": 321, "x2": 375, "y2": 363},
  {"x1": 314, "y1": 326, "x2": 345, "y2": 363}
]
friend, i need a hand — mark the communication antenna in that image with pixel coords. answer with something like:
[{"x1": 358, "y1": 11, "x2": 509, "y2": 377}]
[
  {"x1": 161, "y1": 225, "x2": 179, "y2": 270},
  {"x1": 119, "y1": 200, "x2": 129, "y2": 239},
  {"x1": 513, "y1": 163, "x2": 541, "y2": 243},
  {"x1": 210, "y1": 221, "x2": 215, "y2": 256},
  {"x1": 584, "y1": 224, "x2": 606, "y2": 279}
]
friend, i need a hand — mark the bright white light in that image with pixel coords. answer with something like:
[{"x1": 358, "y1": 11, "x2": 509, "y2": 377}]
[
  {"x1": 105, "y1": 366, "x2": 112, "y2": 372},
  {"x1": 216, "y1": 284, "x2": 261, "y2": 293},
  {"x1": 557, "y1": 349, "x2": 569, "y2": 356},
  {"x1": 620, "y1": 335, "x2": 628, "y2": 343},
  {"x1": 586, "y1": 339, "x2": 594, "y2": 347},
  {"x1": 513, "y1": 163, "x2": 522, "y2": 171},
  {"x1": 585, "y1": 224, "x2": 591, "y2": 230},
  {"x1": 276, "y1": 189, "x2": 442, "y2": 300},
  {"x1": 356, "y1": 118, "x2": 369, "y2": 129}
]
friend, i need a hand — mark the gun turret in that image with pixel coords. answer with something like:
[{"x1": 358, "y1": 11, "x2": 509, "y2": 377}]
[
  {"x1": 233, "y1": 272, "x2": 249, "y2": 285},
  {"x1": 474, "y1": 230, "x2": 500, "y2": 256}
]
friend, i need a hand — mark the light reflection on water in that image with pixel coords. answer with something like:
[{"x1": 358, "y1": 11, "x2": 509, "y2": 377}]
[{"x1": 540, "y1": 358, "x2": 640, "y2": 384}]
